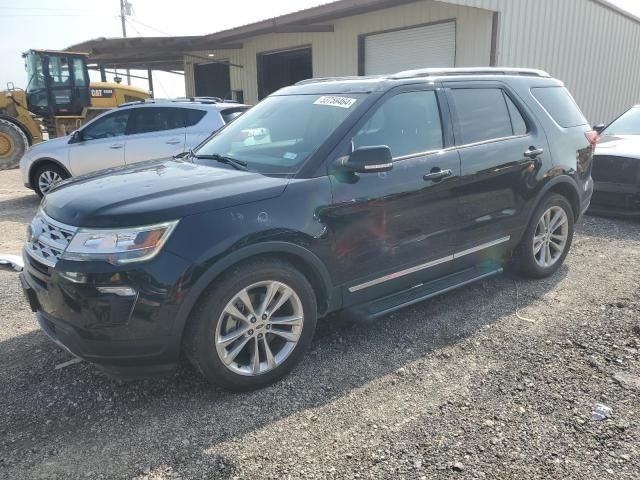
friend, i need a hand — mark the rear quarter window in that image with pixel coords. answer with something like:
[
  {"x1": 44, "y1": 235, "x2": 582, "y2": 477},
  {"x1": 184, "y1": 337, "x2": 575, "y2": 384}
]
[
  {"x1": 221, "y1": 108, "x2": 249, "y2": 124},
  {"x1": 183, "y1": 108, "x2": 207, "y2": 127},
  {"x1": 531, "y1": 86, "x2": 588, "y2": 128}
]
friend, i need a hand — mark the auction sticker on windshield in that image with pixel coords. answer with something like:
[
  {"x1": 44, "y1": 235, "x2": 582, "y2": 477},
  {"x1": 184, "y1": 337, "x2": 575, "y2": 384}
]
[{"x1": 314, "y1": 96, "x2": 358, "y2": 109}]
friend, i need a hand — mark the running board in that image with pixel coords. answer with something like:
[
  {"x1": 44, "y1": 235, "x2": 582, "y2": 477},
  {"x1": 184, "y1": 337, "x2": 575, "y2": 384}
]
[{"x1": 349, "y1": 264, "x2": 503, "y2": 320}]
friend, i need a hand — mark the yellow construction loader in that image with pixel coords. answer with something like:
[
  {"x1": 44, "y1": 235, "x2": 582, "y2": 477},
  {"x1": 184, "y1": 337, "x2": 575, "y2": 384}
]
[{"x1": 0, "y1": 49, "x2": 150, "y2": 169}]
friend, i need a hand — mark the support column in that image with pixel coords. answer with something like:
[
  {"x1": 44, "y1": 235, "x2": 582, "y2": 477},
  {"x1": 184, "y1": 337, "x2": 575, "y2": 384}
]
[{"x1": 147, "y1": 69, "x2": 154, "y2": 98}]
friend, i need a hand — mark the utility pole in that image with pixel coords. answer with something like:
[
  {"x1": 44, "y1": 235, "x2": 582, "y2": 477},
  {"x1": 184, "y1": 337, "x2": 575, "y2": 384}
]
[{"x1": 119, "y1": 0, "x2": 132, "y2": 85}]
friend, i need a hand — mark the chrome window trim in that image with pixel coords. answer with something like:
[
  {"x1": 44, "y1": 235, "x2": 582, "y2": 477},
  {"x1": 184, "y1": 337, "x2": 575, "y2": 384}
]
[
  {"x1": 453, "y1": 134, "x2": 530, "y2": 150},
  {"x1": 348, "y1": 236, "x2": 511, "y2": 293},
  {"x1": 392, "y1": 148, "x2": 447, "y2": 162},
  {"x1": 390, "y1": 134, "x2": 531, "y2": 163}
]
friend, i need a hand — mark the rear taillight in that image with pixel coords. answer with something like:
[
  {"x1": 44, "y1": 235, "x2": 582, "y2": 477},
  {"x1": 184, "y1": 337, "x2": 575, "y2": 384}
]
[{"x1": 585, "y1": 130, "x2": 599, "y2": 148}]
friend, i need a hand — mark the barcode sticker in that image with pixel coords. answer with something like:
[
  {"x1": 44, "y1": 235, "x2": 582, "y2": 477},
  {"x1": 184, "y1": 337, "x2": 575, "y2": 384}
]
[{"x1": 313, "y1": 96, "x2": 357, "y2": 109}]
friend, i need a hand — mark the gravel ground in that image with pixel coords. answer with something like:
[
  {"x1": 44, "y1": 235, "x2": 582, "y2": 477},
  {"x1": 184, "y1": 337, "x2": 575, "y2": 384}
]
[{"x1": 0, "y1": 168, "x2": 638, "y2": 480}]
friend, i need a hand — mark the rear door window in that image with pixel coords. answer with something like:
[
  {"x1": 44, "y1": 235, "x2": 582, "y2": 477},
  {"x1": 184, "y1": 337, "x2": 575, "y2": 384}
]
[
  {"x1": 449, "y1": 88, "x2": 514, "y2": 145},
  {"x1": 531, "y1": 86, "x2": 588, "y2": 128},
  {"x1": 128, "y1": 107, "x2": 185, "y2": 134},
  {"x1": 504, "y1": 94, "x2": 528, "y2": 136},
  {"x1": 352, "y1": 90, "x2": 443, "y2": 159}
]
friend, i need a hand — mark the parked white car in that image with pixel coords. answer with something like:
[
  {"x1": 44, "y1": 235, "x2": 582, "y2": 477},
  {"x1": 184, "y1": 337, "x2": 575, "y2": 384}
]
[{"x1": 20, "y1": 99, "x2": 249, "y2": 196}]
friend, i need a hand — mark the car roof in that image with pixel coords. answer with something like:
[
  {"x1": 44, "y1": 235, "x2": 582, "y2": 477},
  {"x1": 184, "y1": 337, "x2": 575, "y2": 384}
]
[
  {"x1": 118, "y1": 98, "x2": 250, "y2": 110},
  {"x1": 276, "y1": 67, "x2": 560, "y2": 96}
]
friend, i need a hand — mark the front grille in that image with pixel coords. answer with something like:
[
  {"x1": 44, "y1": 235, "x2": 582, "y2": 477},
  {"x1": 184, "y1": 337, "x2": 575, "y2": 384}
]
[
  {"x1": 592, "y1": 155, "x2": 640, "y2": 185},
  {"x1": 25, "y1": 212, "x2": 77, "y2": 268}
]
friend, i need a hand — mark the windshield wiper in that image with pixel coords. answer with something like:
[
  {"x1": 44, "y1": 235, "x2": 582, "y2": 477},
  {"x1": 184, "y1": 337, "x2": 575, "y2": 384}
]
[{"x1": 194, "y1": 154, "x2": 248, "y2": 171}]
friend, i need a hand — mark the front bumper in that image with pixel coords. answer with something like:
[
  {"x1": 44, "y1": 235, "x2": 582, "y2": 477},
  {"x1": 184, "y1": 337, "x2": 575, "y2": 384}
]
[
  {"x1": 20, "y1": 248, "x2": 192, "y2": 378},
  {"x1": 588, "y1": 181, "x2": 640, "y2": 218}
]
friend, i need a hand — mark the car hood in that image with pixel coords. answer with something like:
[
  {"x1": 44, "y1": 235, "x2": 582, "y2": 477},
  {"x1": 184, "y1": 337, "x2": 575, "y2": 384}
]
[
  {"x1": 28, "y1": 135, "x2": 70, "y2": 155},
  {"x1": 595, "y1": 135, "x2": 640, "y2": 159},
  {"x1": 42, "y1": 159, "x2": 290, "y2": 227}
]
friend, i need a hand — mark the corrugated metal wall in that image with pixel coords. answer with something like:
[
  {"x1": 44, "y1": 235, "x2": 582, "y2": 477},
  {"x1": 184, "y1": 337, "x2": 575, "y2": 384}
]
[
  {"x1": 443, "y1": 0, "x2": 640, "y2": 122},
  {"x1": 185, "y1": 0, "x2": 640, "y2": 123},
  {"x1": 185, "y1": 0, "x2": 493, "y2": 104}
]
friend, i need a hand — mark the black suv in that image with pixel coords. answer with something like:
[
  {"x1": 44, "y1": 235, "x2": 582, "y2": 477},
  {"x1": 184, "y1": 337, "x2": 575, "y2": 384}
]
[{"x1": 21, "y1": 68, "x2": 595, "y2": 390}]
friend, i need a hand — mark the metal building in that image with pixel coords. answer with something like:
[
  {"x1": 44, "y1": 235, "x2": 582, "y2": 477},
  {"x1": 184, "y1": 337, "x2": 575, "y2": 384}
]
[
  {"x1": 70, "y1": 0, "x2": 640, "y2": 123},
  {"x1": 181, "y1": 0, "x2": 640, "y2": 123}
]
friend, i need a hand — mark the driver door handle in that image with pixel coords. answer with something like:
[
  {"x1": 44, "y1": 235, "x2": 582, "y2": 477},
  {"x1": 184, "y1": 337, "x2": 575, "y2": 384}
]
[
  {"x1": 423, "y1": 168, "x2": 453, "y2": 182},
  {"x1": 166, "y1": 139, "x2": 181, "y2": 145},
  {"x1": 524, "y1": 147, "x2": 544, "y2": 159},
  {"x1": 109, "y1": 144, "x2": 124, "y2": 150}
]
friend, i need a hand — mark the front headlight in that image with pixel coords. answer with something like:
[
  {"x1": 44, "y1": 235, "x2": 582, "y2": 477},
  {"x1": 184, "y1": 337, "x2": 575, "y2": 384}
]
[{"x1": 61, "y1": 220, "x2": 179, "y2": 264}]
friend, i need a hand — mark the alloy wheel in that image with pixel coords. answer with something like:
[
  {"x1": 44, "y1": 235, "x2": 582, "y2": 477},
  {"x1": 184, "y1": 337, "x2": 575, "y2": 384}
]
[
  {"x1": 38, "y1": 170, "x2": 63, "y2": 194},
  {"x1": 215, "y1": 281, "x2": 304, "y2": 376},
  {"x1": 533, "y1": 206, "x2": 569, "y2": 268}
]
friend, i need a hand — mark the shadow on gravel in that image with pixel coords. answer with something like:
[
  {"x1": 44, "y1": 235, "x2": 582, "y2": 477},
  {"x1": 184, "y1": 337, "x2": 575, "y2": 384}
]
[
  {"x1": 0, "y1": 267, "x2": 568, "y2": 478},
  {"x1": 580, "y1": 213, "x2": 640, "y2": 240},
  {"x1": 0, "y1": 194, "x2": 40, "y2": 223}
]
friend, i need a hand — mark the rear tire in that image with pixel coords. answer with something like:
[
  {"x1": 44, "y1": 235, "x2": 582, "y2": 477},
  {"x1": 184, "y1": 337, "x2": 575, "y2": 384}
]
[
  {"x1": 33, "y1": 163, "x2": 69, "y2": 197},
  {"x1": 0, "y1": 118, "x2": 29, "y2": 170},
  {"x1": 183, "y1": 259, "x2": 318, "y2": 391},
  {"x1": 511, "y1": 193, "x2": 575, "y2": 278}
]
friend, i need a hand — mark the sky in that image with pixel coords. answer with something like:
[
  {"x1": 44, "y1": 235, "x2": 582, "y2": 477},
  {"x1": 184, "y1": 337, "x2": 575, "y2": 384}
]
[{"x1": 1, "y1": 0, "x2": 639, "y2": 97}]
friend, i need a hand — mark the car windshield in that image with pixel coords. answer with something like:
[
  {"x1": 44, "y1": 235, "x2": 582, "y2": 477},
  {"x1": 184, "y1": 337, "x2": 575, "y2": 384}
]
[
  {"x1": 603, "y1": 107, "x2": 640, "y2": 136},
  {"x1": 195, "y1": 93, "x2": 366, "y2": 174}
]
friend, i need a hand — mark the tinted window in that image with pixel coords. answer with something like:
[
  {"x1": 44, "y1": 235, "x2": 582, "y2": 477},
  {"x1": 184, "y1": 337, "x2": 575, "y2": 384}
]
[
  {"x1": 450, "y1": 88, "x2": 513, "y2": 144},
  {"x1": 221, "y1": 108, "x2": 248, "y2": 124},
  {"x1": 603, "y1": 107, "x2": 640, "y2": 135},
  {"x1": 184, "y1": 109, "x2": 207, "y2": 127},
  {"x1": 197, "y1": 94, "x2": 366, "y2": 174},
  {"x1": 128, "y1": 107, "x2": 184, "y2": 134},
  {"x1": 505, "y1": 94, "x2": 528, "y2": 135},
  {"x1": 82, "y1": 110, "x2": 130, "y2": 140},
  {"x1": 47, "y1": 56, "x2": 70, "y2": 87},
  {"x1": 531, "y1": 86, "x2": 587, "y2": 128},
  {"x1": 353, "y1": 90, "x2": 443, "y2": 158},
  {"x1": 72, "y1": 58, "x2": 88, "y2": 87}
]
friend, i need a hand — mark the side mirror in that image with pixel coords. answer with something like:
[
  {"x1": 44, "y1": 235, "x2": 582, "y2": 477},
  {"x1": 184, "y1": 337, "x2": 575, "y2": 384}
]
[
  {"x1": 593, "y1": 124, "x2": 606, "y2": 135},
  {"x1": 337, "y1": 146, "x2": 393, "y2": 174},
  {"x1": 68, "y1": 130, "x2": 83, "y2": 144}
]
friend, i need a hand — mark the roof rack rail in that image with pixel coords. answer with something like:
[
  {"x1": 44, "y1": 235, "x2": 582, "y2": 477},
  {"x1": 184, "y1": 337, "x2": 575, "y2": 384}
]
[
  {"x1": 118, "y1": 96, "x2": 239, "y2": 108},
  {"x1": 392, "y1": 67, "x2": 551, "y2": 79},
  {"x1": 295, "y1": 75, "x2": 381, "y2": 85}
]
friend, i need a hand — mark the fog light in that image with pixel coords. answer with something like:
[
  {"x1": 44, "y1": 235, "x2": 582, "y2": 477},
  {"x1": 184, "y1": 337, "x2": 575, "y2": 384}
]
[{"x1": 96, "y1": 286, "x2": 137, "y2": 297}]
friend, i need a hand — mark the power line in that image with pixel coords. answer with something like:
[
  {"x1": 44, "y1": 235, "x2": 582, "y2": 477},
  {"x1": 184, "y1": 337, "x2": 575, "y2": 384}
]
[
  {"x1": 125, "y1": 18, "x2": 142, "y2": 36},
  {"x1": 1, "y1": 6, "x2": 94, "y2": 11},
  {"x1": 128, "y1": 17, "x2": 172, "y2": 36},
  {"x1": 1, "y1": 13, "x2": 103, "y2": 17}
]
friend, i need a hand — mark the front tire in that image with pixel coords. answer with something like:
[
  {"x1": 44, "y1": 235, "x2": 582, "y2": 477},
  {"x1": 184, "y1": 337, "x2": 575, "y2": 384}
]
[
  {"x1": 512, "y1": 193, "x2": 575, "y2": 278},
  {"x1": 184, "y1": 259, "x2": 317, "y2": 391},
  {"x1": 0, "y1": 118, "x2": 29, "y2": 170},
  {"x1": 34, "y1": 163, "x2": 68, "y2": 197}
]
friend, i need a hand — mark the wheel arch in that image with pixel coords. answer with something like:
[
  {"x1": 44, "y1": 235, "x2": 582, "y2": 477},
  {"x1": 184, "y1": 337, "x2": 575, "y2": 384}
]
[
  {"x1": 513, "y1": 175, "x2": 582, "y2": 248},
  {"x1": 29, "y1": 158, "x2": 72, "y2": 187},
  {"x1": 540, "y1": 176, "x2": 581, "y2": 221},
  {"x1": 0, "y1": 115, "x2": 33, "y2": 145},
  {"x1": 171, "y1": 241, "x2": 339, "y2": 344}
]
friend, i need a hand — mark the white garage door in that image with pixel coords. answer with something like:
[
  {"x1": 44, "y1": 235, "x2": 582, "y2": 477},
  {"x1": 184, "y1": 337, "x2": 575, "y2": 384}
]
[{"x1": 364, "y1": 22, "x2": 456, "y2": 75}]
